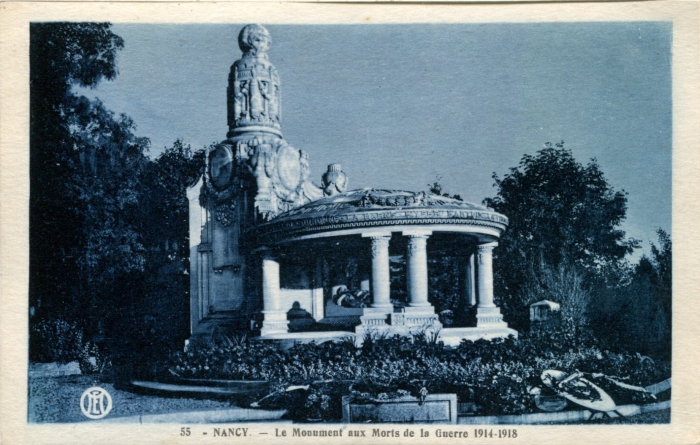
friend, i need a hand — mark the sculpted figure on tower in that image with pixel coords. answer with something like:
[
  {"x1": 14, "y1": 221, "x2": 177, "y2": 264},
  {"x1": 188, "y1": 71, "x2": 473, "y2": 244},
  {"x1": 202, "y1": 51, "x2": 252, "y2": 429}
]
[{"x1": 228, "y1": 24, "x2": 281, "y2": 134}]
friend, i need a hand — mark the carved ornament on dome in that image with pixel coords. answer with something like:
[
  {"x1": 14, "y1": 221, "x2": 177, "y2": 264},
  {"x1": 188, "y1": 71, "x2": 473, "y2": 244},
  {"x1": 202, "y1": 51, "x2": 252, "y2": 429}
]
[
  {"x1": 322, "y1": 164, "x2": 348, "y2": 197},
  {"x1": 357, "y1": 190, "x2": 437, "y2": 208}
]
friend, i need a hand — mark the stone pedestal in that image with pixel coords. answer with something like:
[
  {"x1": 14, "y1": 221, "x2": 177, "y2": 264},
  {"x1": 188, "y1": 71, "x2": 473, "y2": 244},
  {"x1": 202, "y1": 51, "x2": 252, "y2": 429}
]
[{"x1": 260, "y1": 250, "x2": 289, "y2": 335}]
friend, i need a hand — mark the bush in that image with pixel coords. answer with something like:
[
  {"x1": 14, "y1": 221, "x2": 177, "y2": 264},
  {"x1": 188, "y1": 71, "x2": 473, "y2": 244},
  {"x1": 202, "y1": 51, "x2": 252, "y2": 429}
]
[
  {"x1": 30, "y1": 318, "x2": 85, "y2": 364},
  {"x1": 162, "y1": 331, "x2": 669, "y2": 421},
  {"x1": 29, "y1": 318, "x2": 100, "y2": 373}
]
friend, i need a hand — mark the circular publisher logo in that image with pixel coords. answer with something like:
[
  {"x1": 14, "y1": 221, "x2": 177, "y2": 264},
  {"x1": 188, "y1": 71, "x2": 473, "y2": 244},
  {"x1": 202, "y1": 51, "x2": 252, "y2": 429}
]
[{"x1": 80, "y1": 386, "x2": 113, "y2": 419}]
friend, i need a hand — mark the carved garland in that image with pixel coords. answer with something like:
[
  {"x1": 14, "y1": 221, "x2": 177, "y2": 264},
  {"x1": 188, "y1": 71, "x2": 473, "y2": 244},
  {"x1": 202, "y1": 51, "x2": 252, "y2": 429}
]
[{"x1": 214, "y1": 202, "x2": 236, "y2": 227}]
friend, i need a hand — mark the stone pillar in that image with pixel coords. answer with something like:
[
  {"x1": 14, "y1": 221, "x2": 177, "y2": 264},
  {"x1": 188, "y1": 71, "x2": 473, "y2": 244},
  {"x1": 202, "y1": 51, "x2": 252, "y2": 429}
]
[
  {"x1": 465, "y1": 252, "x2": 476, "y2": 307},
  {"x1": 476, "y1": 242, "x2": 506, "y2": 327},
  {"x1": 358, "y1": 234, "x2": 392, "y2": 331},
  {"x1": 260, "y1": 249, "x2": 289, "y2": 335},
  {"x1": 399, "y1": 230, "x2": 440, "y2": 329},
  {"x1": 369, "y1": 235, "x2": 393, "y2": 312},
  {"x1": 311, "y1": 257, "x2": 324, "y2": 321},
  {"x1": 476, "y1": 243, "x2": 496, "y2": 308},
  {"x1": 406, "y1": 234, "x2": 431, "y2": 308}
]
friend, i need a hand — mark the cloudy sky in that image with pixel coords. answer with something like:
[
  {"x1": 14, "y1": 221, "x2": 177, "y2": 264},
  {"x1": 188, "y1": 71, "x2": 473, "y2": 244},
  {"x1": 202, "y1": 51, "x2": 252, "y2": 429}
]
[{"x1": 79, "y1": 22, "x2": 672, "y2": 259}]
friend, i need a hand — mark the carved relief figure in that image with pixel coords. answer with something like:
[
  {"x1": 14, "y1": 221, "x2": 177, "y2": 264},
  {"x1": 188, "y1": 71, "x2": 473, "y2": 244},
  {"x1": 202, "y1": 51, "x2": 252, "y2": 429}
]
[
  {"x1": 250, "y1": 73, "x2": 264, "y2": 121},
  {"x1": 234, "y1": 80, "x2": 248, "y2": 121},
  {"x1": 269, "y1": 84, "x2": 280, "y2": 123}
]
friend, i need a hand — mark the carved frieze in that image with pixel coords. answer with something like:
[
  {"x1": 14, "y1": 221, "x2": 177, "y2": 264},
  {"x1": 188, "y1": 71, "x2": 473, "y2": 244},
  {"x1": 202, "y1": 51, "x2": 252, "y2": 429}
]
[{"x1": 252, "y1": 189, "x2": 509, "y2": 245}]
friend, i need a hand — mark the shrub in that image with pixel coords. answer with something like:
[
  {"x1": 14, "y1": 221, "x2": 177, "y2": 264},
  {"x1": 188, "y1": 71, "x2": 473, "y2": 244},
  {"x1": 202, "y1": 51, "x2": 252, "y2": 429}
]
[
  {"x1": 163, "y1": 332, "x2": 670, "y2": 421},
  {"x1": 30, "y1": 318, "x2": 85, "y2": 364}
]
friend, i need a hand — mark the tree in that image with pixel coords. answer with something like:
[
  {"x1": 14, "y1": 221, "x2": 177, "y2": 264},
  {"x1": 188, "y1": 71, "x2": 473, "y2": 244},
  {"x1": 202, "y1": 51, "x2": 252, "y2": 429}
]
[
  {"x1": 135, "y1": 140, "x2": 204, "y2": 358},
  {"x1": 29, "y1": 23, "x2": 209, "y2": 375},
  {"x1": 29, "y1": 23, "x2": 152, "y2": 365},
  {"x1": 591, "y1": 230, "x2": 672, "y2": 357},
  {"x1": 30, "y1": 22, "x2": 128, "y2": 317},
  {"x1": 484, "y1": 142, "x2": 639, "y2": 330}
]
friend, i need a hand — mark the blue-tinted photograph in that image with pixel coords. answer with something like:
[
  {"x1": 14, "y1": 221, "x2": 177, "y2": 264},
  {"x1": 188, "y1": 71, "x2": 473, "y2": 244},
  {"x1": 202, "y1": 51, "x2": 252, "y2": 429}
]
[{"x1": 28, "y1": 22, "x2": 671, "y2": 424}]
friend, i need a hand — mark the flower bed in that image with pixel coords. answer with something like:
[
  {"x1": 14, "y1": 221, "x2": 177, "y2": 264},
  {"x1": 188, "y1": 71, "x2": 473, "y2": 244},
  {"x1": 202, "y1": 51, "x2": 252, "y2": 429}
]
[{"x1": 161, "y1": 330, "x2": 669, "y2": 422}]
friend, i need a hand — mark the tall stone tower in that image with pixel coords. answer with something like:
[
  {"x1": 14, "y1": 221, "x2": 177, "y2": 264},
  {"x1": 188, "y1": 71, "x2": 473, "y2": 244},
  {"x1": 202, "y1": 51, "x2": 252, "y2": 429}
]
[{"x1": 188, "y1": 25, "x2": 328, "y2": 337}]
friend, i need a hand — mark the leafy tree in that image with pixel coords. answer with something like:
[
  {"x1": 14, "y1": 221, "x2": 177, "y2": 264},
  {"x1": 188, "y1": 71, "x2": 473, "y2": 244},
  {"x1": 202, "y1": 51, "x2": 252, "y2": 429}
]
[
  {"x1": 134, "y1": 140, "x2": 204, "y2": 360},
  {"x1": 591, "y1": 230, "x2": 671, "y2": 358},
  {"x1": 29, "y1": 23, "x2": 153, "y2": 365},
  {"x1": 29, "y1": 23, "x2": 208, "y2": 376},
  {"x1": 484, "y1": 142, "x2": 640, "y2": 330}
]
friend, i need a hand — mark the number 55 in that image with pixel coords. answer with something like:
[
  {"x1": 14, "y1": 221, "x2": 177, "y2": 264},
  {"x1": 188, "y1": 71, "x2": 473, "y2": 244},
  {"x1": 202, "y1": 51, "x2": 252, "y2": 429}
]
[{"x1": 181, "y1": 427, "x2": 191, "y2": 436}]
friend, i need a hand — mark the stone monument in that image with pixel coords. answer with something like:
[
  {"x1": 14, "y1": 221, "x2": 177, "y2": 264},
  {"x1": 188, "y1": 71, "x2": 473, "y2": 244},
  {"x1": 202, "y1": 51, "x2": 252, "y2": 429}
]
[{"x1": 187, "y1": 24, "x2": 516, "y2": 345}]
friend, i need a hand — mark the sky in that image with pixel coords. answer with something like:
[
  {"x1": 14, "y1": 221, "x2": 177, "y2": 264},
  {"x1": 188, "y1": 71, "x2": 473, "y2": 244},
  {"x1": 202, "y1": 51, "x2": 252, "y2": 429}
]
[{"x1": 78, "y1": 22, "x2": 672, "y2": 260}]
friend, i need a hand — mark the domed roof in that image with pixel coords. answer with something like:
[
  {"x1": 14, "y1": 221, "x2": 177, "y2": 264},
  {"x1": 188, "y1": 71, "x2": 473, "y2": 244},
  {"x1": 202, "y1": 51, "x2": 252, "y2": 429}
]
[{"x1": 253, "y1": 188, "x2": 508, "y2": 245}]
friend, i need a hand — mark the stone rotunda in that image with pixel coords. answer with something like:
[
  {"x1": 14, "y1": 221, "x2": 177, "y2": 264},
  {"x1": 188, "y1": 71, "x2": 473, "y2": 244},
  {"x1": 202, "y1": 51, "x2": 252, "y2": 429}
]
[{"x1": 187, "y1": 24, "x2": 516, "y2": 346}]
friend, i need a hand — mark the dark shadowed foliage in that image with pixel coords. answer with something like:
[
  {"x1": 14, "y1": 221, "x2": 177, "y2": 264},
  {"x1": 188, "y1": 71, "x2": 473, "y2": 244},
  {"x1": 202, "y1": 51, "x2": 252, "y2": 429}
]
[
  {"x1": 29, "y1": 23, "x2": 204, "y2": 379},
  {"x1": 483, "y1": 142, "x2": 640, "y2": 331}
]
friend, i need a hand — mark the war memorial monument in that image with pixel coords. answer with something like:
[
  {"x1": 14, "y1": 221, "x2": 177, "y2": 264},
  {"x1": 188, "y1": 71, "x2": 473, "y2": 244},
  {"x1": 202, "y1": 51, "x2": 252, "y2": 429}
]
[{"x1": 187, "y1": 24, "x2": 517, "y2": 346}]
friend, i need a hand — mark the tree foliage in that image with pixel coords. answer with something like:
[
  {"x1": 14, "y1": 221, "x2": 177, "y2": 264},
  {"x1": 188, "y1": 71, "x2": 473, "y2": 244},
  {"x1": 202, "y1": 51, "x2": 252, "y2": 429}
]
[
  {"x1": 590, "y1": 230, "x2": 672, "y2": 358},
  {"x1": 29, "y1": 23, "x2": 203, "y2": 373},
  {"x1": 30, "y1": 22, "x2": 142, "y2": 326},
  {"x1": 483, "y1": 142, "x2": 640, "y2": 330}
]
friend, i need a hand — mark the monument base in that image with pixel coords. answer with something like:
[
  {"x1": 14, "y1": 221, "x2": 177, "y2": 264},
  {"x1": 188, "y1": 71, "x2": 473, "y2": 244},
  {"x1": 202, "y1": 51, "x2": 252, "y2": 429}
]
[
  {"x1": 438, "y1": 326, "x2": 518, "y2": 347},
  {"x1": 252, "y1": 330, "x2": 356, "y2": 350}
]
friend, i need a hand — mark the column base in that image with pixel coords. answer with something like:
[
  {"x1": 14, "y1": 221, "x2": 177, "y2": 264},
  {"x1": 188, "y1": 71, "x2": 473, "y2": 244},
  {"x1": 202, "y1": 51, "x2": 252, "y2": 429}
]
[
  {"x1": 397, "y1": 305, "x2": 442, "y2": 329},
  {"x1": 359, "y1": 310, "x2": 390, "y2": 328},
  {"x1": 260, "y1": 311, "x2": 290, "y2": 336},
  {"x1": 476, "y1": 306, "x2": 507, "y2": 327}
]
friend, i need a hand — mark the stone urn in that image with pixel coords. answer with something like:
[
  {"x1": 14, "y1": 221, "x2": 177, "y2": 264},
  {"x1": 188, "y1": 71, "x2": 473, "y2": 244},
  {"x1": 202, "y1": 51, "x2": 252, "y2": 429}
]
[{"x1": 322, "y1": 164, "x2": 348, "y2": 196}]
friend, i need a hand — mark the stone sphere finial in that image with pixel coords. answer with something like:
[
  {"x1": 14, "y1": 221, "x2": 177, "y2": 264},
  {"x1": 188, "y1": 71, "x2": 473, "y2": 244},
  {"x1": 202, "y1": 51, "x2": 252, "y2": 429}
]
[{"x1": 238, "y1": 24, "x2": 271, "y2": 57}]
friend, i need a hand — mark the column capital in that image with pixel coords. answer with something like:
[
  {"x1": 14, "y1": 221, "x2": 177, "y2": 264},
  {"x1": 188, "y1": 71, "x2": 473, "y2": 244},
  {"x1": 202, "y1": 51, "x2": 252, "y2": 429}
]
[
  {"x1": 477, "y1": 241, "x2": 498, "y2": 252},
  {"x1": 402, "y1": 229, "x2": 432, "y2": 238},
  {"x1": 370, "y1": 235, "x2": 391, "y2": 259},
  {"x1": 257, "y1": 246, "x2": 278, "y2": 260},
  {"x1": 362, "y1": 231, "x2": 392, "y2": 239}
]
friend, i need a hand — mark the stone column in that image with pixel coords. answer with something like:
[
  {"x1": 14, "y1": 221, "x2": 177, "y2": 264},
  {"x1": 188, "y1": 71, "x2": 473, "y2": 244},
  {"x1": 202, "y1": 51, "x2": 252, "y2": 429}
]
[
  {"x1": 369, "y1": 235, "x2": 393, "y2": 312},
  {"x1": 465, "y1": 252, "x2": 476, "y2": 307},
  {"x1": 311, "y1": 257, "x2": 324, "y2": 321},
  {"x1": 476, "y1": 243, "x2": 497, "y2": 308},
  {"x1": 476, "y1": 242, "x2": 506, "y2": 327},
  {"x1": 260, "y1": 249, "x2": 289, "y2": 335},
  {"x1": 406, "y1": 234, "x2": 431, "y2": 308}
]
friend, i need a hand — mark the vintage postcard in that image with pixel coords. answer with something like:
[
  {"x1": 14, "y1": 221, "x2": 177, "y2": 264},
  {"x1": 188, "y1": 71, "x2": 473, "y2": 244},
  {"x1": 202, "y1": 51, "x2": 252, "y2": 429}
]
[{"x1": 1, "y1": 2, "x2": 698, "y2": 445}]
